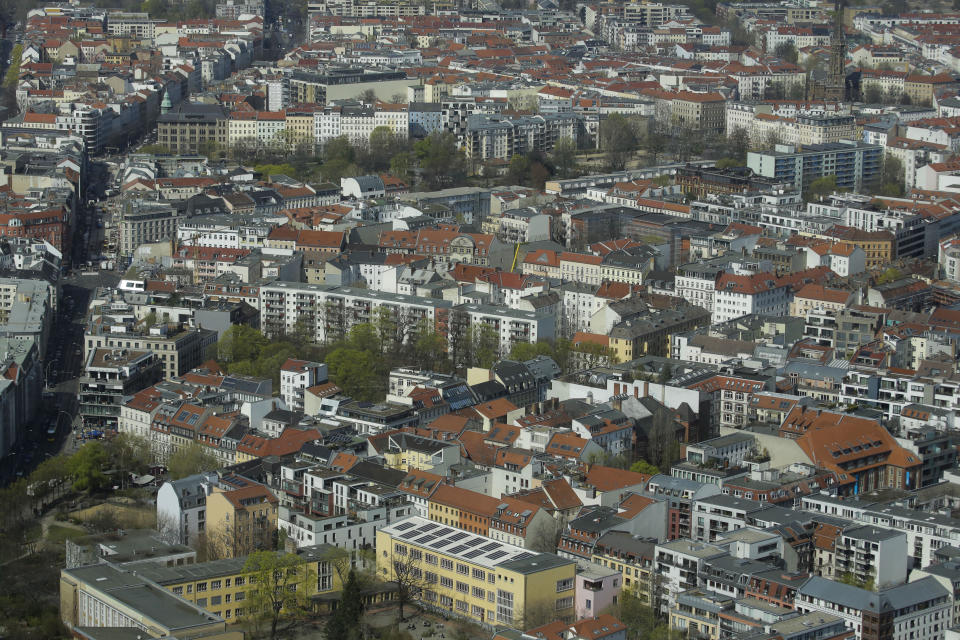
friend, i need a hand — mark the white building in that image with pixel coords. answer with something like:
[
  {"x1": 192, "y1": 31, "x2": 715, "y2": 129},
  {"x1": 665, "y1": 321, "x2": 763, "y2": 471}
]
[
  {"x1": 712, "y1": 272, "x2": 791, "y2": 324},
  {"x1": 156, "y1": 472, "x2": 219, "y2": 546},
  {"x1": 795, "y1": 576, "x2": 951, "y2": 640},
  {"x1": 280, "y1": 358, "x2": 328, "y2": 412}
]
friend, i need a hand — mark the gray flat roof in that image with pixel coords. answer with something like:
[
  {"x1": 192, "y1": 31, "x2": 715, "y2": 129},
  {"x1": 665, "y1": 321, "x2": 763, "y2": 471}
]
[{"x1": 64, "y1": 564, "x2": 222, "y2": 631}]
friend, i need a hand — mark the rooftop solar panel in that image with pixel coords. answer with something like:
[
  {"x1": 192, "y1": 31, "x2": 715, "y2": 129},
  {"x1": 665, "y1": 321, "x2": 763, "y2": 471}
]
[{"x1": 394, "y1": 522, "x2": 416, "y2": 531}]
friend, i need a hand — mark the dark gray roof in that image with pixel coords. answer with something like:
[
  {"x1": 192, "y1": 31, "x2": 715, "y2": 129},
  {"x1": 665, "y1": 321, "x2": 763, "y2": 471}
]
[{"x1": 798, "y1": 575, "x2": 949, "y2": 613}]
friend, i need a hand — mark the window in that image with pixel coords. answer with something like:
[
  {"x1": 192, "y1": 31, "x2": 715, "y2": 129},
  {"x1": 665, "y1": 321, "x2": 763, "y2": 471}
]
[
  {"x1": 172, "y1": 586, "x2": 183, "y2": 595},
  {"x1": 456, "y1": 581, "x2": 469, "y2": 594},
  {"x1": 425, "y1": 572, "x2": 438, "y2": 584},
  {"x1": 440, "y1": 559, "x2": 454, "y2": 570},
  {"x1": 456, "y1": 600, "x2": 469, "y2": 612},
  {"x1": 556, "y1": 596, "x2": 574, "y2": 610},
  {"x1": 235, "y1": 577, "x2": 245, "y2": 586},
  {"x1": 395, "y1": 543, "x2": 407, "y2": 555},
  {"x1": 456, "y1": 563, "x2": 469, "y2": 575},
  {"x1": 440, "y1": 577, "x2": 454, "y2": 588},
  {"x1": 473, "y1": 568, "x2": 485, "y2": 580},
  {"x1": 425, "y1": 553, "x2": 437, "y2": 565},
  {"x1": 235, "y1": 592, "x2": 245, "y2": 602},
  {"x1": 556, "y1": 578, "x2": 574, "y2": 592},
  {"x1": 211, "y1": 596, "x2": 221, "y2": 605},
  {"x1": 472, "y1": 586, "x2": 485, "y2": 599},
  {"x1": 497, "y1": 590, "x2": 514, "y2": 624},
  {"x1": 197, "y1": 598, "x2": 207, "y2": 607},
  {"x1": 211, "y1": 580, "x2": 222, "y2": 590}
]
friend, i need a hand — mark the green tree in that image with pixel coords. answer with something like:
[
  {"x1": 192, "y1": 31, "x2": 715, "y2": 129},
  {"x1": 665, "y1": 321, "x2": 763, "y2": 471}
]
[
  {"x1": 254, "y1": 163, "x2": 299, "y2": 179},
  {"x1": 551, "y1": 136, "x2": 578, "y2": 178},
  {"x1": 642, "y1": 125, "x2": 669, "y2": 165},
  {"x1": 600, "y1": 113, "x2": 638, "y2": 171},
  {"x1": 804, "y1": 175, "x2": 838, "y2": 202},
  {"x1": 167, "y1": 442, "x2": 220, "y2": 479},
  {"x1": 471, "y1": 324, "x2": 500, "y2": 369},
  {"x1": 140, "y1": 0, "x2": 170, "y2": 16},
  {"x1": 217, "y1": 325, "x2": 268, "y2": 363},
  {"x1": 365, "y1": 126, "x2": 406, "y2": 173},
  {"x1": 630, "y1": 459, "x2": 660, "y2": 475},
  {"x1": 875, "y1": 267, "x2": 902, "y2": 285},
  {"x1": 390, "y1": 152, "x2": 411, "y2": 181},
  {"x1": 774, "y1": 42, "x2": 798, "y2": 64},
  {"x1": 410, "y1": 319, "x2": 450, "y2": 372},
  {"x1": 242, "y1": 551, "x2": 314, "y2": 640},
  {"x1": 138, "y1": 144, "x2": 172, "y2": 155},
  {"x1": 324, "y1": 569, "x2": 365, "y2": 640},
  {"x1": 320, "y1": 136, "x2": 359, "y2": 183},
  {"x1": 508, "y1": 154, "x2": 531, "y2": 186},
  {"x1": 67, "y1": 442, "x2": 108, "y2": 492},
  {"x1": 3, "y1": 44, "x2": 22, "y2": 88},
  {"x1": 104, "y1": 433, "x2": 152, "y2": 489},
  {"x1": 326, "y1": 346, "x2": 380, "y2": 401},
  {"x1": 881, "y1": 155, "x2": 905, "y2": 196},
  {"x1": 414, "y1": 131, "x2": 468, "y2": 189},
  {"x1": 727, "y1": 127, "x2": 751, "y2": 162},
  {"x1": 764, "y1": 82, "x2": 786, "y2": 100}
]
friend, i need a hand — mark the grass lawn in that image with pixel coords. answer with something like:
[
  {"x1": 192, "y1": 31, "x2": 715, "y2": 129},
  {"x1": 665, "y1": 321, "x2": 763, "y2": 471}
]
[{"x1": 46, "y1": 524, "x2": 86, "y2": 544}]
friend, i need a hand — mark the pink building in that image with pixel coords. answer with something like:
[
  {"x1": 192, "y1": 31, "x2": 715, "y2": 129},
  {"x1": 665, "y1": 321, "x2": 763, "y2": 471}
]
[{"x1": 576, "y1": 562, "x2": 622, "y2": 620}]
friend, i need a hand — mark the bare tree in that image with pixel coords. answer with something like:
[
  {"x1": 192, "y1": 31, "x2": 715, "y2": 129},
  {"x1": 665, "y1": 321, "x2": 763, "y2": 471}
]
[
  {"x1": 527, "y1": 517, "x2": 562, "y2": 554},
  {"x1": 388, "y1": 548, "x2": 428, "y2": 621}
]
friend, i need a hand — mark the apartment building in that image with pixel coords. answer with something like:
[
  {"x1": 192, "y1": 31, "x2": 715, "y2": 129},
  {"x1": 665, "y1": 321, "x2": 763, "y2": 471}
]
[
  {"x1": 205, "y1": 483, "x2": 280, "y2": 559},
  {"x1": 654, "y1": 539, "x2": 727, "y2": 613},
  {"x1": 259, "y1": 281, "x2": 449, "y2": 345},
  {"x1": 119, "y1": 201, "x2": 180, "y2": 257},
  {"x1": 156, "y1": 103, "x2": 228, "y2": 154},
  {"x1": 455, "y1": 304, "x2": 556, "y2": 358},
  {"x1": 280, "y1": 358, "x2": 328, "y2": 412},
  {"x1": 795, "y1": 576, "x2": 951, "y2": 640},
  {"x1": 84, "y1": 323, "x2": 216, "y2": 380},
  {"x1": 802, "y1": 494, "x2": 960, "y2": 569},
  {"x1": 592, "y1": 531, "x2": 657, "y2": 603},
  {"x1": 747, "y1": 141, "x2": 883, "y2": 193},
  {"x1": 464, "y1": 113, "x2": 580, "y2": 161},
  {"x1": 157, "y1": 472, "x2": 219, "y2": 546},
  {"x1": 79, "y1": 348, "x2": 163, "y2": 430},
  {"x1": 0, "y1": 336, "x2": 43, "y2": 459},
  {"x1": 377, "y1": 516, "x2": 577, "y2": 627},
  {"x1": 314, "y1": 102, "x2": 410, "y2": 146}
]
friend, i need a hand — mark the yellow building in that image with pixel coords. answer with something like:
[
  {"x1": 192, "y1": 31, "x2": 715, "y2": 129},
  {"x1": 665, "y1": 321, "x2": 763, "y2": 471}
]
[
  {"x1": 670, "y1": 589, "x2": 733, "y2": 640},
  {"x1": 591, "y1": 531, "x2": 656, "y2": 605},
  {"x1": 374, "y1": 432, "x2": 460, "y2": 473},
  {"x1": 377, "y1": 516, "x2": 576, "y2": 627},
  {"x1": 283, "y1": 112, "x2": 316, "y2": 149},
  {"x1": 59, "y1": 562, "x2": 239, "y2": 639},
  {"x1": 205, "y1": 484, "x2": 279, "y2": 559},
  {"x1": 137, "y1": 545, "x2": 344, "y2": 622}
]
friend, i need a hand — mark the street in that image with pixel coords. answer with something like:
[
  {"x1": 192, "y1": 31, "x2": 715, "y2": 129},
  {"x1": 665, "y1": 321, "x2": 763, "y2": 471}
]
[{"x1": 0, "y1": 154, "x2": 120, "y2": 485}]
